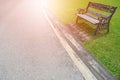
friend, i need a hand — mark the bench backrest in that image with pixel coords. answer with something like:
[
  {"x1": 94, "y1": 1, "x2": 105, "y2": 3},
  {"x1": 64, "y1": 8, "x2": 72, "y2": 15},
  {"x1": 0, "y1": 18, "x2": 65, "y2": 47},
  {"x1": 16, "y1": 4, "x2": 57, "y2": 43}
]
[{"x1": 86, "y1": 2, "x2": 117, "y2": 21}]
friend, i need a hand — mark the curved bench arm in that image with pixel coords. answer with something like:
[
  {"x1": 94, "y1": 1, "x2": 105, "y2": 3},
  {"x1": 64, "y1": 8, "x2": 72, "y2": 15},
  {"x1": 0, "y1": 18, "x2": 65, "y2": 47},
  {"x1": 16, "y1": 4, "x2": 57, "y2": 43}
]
[
  {"x1": 77, "y1": 8, "x2": 86, "y2": 14},
  {"x1": 98, "y1": 17, "x2": 109, "y2": 24}
]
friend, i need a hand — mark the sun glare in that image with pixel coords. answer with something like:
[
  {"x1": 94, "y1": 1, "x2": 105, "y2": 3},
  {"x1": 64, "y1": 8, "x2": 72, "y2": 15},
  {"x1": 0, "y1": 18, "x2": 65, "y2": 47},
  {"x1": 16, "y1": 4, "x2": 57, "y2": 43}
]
[
  {"x1": 32, "y1": 0, "x2": 50, "y2": 11},
  {"x1": 41, "y1": 0, "x2": 48, "y2": 7}
]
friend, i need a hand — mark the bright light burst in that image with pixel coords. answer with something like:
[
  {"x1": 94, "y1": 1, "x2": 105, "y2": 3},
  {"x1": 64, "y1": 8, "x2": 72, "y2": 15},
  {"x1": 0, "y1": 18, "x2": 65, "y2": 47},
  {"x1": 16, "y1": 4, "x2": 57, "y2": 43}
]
[{"x1": 40, "y1": 0, "x2": 48, "y2": 7}]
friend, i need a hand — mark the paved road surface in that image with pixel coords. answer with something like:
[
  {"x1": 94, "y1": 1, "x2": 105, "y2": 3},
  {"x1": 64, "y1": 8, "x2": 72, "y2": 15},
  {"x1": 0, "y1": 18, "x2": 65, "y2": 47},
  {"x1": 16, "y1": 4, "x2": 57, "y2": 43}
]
[{"x1": 0, "y1": 0, "x2": 84, "y2": 80}]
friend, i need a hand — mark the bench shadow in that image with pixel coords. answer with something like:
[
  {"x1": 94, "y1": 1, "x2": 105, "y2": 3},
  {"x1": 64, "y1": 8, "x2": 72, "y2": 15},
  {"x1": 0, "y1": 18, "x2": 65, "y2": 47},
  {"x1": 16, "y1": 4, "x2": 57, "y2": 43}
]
[
  {"x1": 77, "y1": 22, "x2": 109, "y2": 38},
  {"x1": 66, "y1": 21, "x2": 109, "y2": 42}
]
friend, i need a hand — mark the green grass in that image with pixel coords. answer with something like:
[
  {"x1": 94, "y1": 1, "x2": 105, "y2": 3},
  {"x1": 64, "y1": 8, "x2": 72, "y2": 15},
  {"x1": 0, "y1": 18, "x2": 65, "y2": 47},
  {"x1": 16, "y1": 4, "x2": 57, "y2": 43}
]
[{"x1": 48, "y1": 0, "x2": 120, "y2": 79}]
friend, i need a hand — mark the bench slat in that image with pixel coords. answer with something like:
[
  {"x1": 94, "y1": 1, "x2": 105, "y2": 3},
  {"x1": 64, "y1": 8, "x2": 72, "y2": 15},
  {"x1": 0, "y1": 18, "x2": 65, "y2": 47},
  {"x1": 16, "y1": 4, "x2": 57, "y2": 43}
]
[
  {"x1": 88, "y1": 2, "x2": 117, "y2": 13},
  {"x1": 87, "y1": 9, "x2": 109, "y2": 18},
  {"x1": 77, "y1": 14, "x2": 99, "y2": 24}
]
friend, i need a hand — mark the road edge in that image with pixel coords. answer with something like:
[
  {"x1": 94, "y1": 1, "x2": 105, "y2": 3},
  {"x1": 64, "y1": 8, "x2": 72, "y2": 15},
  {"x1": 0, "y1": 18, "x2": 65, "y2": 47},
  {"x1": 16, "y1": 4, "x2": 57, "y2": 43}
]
[{"x1": 43, "y1": 9, "x2": 98, "y2": 80}]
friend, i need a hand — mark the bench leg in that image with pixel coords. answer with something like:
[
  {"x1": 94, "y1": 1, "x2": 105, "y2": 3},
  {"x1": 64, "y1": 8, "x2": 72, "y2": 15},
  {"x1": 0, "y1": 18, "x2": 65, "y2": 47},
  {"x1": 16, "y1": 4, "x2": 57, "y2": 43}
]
[
  {"x1": 76, "y1": 16, "x2": 79, "y2": 24},
  {"x1": 94, "y1": 24, "x2": 100, "y2": 35},
  {"x1": 107, "y1": 24, "x2": 109, "y2": 33}
]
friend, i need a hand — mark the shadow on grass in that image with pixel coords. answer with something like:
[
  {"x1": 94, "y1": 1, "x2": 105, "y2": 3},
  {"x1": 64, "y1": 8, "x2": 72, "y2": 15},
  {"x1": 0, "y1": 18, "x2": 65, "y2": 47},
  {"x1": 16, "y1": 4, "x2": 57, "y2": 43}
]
[{"x1": 76, "y1": 21, "x2": 109, "y2": 39}]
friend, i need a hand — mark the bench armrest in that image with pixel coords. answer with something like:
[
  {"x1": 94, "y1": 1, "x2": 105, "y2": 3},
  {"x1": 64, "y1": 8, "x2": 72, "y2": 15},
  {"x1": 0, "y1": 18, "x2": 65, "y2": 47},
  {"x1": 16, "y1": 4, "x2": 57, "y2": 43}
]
[
  {"x1": 98, "y1": 17, "x2": 109, "y2": 24},
  {"x1": 77, "y1": 8, "x2": 86, "y2": 14}
]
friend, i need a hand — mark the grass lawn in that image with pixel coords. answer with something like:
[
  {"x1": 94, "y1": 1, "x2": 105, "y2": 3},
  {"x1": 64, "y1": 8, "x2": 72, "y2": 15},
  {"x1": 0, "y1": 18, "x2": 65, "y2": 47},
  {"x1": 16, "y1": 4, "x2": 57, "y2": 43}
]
[{"x1": 47, "y1": 0, "x2": 120, "y2": 79}]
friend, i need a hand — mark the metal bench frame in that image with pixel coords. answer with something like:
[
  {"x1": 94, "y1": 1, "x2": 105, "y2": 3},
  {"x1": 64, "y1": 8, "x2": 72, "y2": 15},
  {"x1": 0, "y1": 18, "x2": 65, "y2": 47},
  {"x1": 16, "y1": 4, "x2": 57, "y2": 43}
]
[{"x1": 76, "y1": 2, "x2": 117, "y2": 35}]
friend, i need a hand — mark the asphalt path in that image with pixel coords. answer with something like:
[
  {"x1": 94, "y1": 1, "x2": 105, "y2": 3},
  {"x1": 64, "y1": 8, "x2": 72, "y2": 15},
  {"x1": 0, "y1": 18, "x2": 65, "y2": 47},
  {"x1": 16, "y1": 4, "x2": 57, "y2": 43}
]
[{"x1": 0, "y1": 0, "x2": 84, "y2": 80}]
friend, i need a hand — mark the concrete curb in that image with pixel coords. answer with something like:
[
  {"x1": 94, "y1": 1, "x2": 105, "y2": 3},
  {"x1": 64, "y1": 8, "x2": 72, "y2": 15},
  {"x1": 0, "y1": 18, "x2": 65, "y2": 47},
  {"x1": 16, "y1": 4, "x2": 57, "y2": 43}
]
[{"x1": 43, "y1": 8, "x2": 116, "y2": 80}]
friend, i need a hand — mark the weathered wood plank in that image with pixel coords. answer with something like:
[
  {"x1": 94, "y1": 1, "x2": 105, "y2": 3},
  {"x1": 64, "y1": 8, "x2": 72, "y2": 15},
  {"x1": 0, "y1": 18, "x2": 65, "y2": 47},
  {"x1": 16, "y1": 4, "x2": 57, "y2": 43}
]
[{"x1": 77, "y1": 14, "x2": 99, "y2": 24}]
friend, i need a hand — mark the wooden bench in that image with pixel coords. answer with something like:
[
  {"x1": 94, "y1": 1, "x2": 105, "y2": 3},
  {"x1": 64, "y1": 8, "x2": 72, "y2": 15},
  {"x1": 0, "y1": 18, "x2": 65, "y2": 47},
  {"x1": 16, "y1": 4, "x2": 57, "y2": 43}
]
[{"x1": 76, "y1": 2, "x2": 117, "y2": 35}]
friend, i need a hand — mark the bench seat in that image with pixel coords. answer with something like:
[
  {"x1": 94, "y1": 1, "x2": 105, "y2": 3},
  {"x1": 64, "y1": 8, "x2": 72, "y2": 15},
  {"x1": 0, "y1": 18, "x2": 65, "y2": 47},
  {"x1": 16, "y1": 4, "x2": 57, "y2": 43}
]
[{"x1": 77, "y1": 14, "x2": 99, "y2": 24}]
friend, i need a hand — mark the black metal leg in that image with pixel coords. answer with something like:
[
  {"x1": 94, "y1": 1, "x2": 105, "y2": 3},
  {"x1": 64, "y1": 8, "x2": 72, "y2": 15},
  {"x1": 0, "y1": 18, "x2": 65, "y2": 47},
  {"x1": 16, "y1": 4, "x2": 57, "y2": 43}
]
[
  {"x1": 107, "y1": 24, "x2": 109, "y2": 33},
  {"x1": 76, "y1": 16, "x2": 79, "y2": 24},
  {"x1": 94, "y1": 24, "x2": 100, "y2": 35}
]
